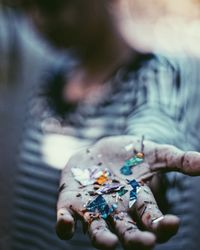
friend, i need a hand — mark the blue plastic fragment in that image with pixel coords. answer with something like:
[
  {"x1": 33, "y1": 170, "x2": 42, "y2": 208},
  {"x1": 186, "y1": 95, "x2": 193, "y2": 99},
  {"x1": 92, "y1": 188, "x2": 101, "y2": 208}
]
[
  {"x1": 110, "y1": 203, "x2": 118, "y2": 213},
  {"x1": 100, "y1": 202, "x2": 111, "y2": 219},
  {"x1": 86, "y1": 195, "x2": 117, "y2": 219},
  {"x1": 86, "y1": 195, "x2": 108, "y2": 212},
  {"x1": 120, "y1": 165, "x2": 132, "y2": 175},
  {"x1": 120, "y1": 156, "x2": 144, "y2": 176},
  {"x1": 127, "y1": 179, "x2": 141, "y2": 208},
  {"x1": 128, "y1": 179, "x2": 140, "y2": 189},
  {"x1": 130, "y1": 190, "x2": 137, "y2": 202},
  {"x1": 125, "y1": 156, "x2": 144, "y2": 167}
]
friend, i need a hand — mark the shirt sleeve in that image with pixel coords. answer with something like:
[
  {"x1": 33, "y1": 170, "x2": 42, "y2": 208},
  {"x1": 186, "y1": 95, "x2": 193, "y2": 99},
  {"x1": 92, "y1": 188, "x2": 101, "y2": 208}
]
[{"x1": 126, "y1": 55, "x2": 190, "y2": 150}]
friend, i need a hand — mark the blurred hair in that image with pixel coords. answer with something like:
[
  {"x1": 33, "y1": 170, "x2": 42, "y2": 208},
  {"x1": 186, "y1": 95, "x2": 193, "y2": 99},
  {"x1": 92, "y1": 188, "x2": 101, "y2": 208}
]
[{"x1": 2, "y1": 0, "x2": 66, "y2": 10}]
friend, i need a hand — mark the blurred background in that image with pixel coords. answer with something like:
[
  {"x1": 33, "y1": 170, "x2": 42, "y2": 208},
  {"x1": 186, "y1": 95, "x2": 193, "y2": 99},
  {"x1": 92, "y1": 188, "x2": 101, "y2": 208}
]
[{"x1": 113, "y1": 0, "x2": 200, "y2": 55}]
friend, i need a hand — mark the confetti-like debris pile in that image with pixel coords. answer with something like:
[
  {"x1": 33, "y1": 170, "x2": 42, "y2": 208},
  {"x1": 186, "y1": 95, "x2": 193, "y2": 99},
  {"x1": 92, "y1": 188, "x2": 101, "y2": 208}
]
[{"x1": 71, "y1": 161, "x2": 141, "y2": 220}]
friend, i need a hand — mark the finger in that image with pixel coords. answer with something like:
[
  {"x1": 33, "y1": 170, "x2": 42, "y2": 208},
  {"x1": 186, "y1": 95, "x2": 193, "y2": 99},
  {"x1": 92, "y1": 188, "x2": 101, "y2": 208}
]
[
  {"x1": 113, "y1": 137, "x2": 200, "y2": 176},
  {"x1": 133, "y1": 185, "x2": 180, "y2": 243},
  {"x1": 147, "y1": 143, "x2": 200, "y2": 176},
  {"x1": 56, "y1": 208, "x2": 76, "y2": 240},
  {"x1": 112, "y1": 212, "x2": 156, "y2": 250},
  {"x1": 84, "y1": 212, "x2": 118, "y2": 250}
]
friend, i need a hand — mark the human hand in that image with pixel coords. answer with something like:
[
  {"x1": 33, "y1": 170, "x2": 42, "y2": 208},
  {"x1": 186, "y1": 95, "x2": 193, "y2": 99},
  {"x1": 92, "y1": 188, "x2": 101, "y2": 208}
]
[{"x1": 56, "y1": 136, "x2": 200, "y2": 250}]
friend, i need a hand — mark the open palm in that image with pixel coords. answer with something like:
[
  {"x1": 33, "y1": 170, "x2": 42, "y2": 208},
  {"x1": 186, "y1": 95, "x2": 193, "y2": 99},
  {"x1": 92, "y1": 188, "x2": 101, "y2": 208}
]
[{"x1": 56, "y1": 136, "x2": 200, "y2": 250}]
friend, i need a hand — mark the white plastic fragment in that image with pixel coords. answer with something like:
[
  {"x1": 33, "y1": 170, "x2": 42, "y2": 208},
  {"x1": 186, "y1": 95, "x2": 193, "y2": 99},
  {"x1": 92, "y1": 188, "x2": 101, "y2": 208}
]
[
  {"x1": 71, "y1": 167, "x2": 93, "y2": 186},
  {"x1": 152, "y1": 216, "x2": 164, "y2": 224},
  {"x1": 125, "y1": 143, "x2": 134, "y2": 152}
]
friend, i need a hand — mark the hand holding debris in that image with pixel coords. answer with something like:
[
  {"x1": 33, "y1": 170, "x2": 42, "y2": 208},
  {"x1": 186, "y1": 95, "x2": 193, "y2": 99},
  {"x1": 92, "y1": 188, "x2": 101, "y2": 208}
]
[{"x1": 56, "y1": 136, "x2": 200, "y2": 250}]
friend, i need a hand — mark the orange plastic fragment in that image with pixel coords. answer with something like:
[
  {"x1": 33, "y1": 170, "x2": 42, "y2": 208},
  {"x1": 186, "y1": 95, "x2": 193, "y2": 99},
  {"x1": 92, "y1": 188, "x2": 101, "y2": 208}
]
[
  {"x1": 96, "y1": 175, "x2": 108, "y2": 185},
  {"x1": 136, "y1": 152, "x2": 144, "y2": 158}
]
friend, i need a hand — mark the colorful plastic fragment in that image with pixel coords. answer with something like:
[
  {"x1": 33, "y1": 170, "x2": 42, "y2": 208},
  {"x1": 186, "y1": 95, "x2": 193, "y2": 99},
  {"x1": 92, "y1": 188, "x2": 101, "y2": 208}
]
[
  {"x1": 96, "y1": 183, "x2": 124, "y2": 195},
  {"x1": 120, "y1": 154, "x2": 144, "y2": 176},
  {"x1": 71, "y1": 167, "x2": 112, "y2": 186},
  {"x1": 125, "y1": 155, "x2": 144, "y2": 167},
  {"x1": 96, "y1": 175, "x2": 108, "y2": 185},
  {"x1": 86, "y1": 195, "x2": 117, "y2": 219},
  {"x1": 120, "y1": 166, "x2": 132, "y2": 175},
  {"x1": 127, "y1": 179, "x2": 141, "y2": 208},
  {"x1": 128, "y1": 179, "x2": 140, "y2": 189},
  {"x1": 71, "y1": 168, "x2": 94, "y2": 186},
  {"x1": 90, "y1": 168, "x2": 104, "y2": 179},
  {"x1": 110, "y1": 203, "x2": 118, "y2": 213},
  {"x1": 118, "y1": 187, "x2": 128, "y2": 197},
  {"x1": 86, "y1": 195, "x2": 106, "y2": 212}
]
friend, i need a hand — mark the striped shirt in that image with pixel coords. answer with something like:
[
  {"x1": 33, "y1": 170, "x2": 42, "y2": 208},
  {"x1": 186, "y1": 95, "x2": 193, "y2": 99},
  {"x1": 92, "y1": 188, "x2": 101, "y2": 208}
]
[{"x1": 12, "y1": 52, "x2": 200, "y2": 250}]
